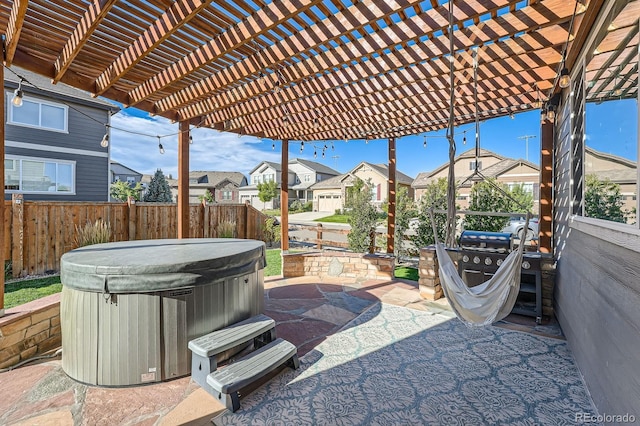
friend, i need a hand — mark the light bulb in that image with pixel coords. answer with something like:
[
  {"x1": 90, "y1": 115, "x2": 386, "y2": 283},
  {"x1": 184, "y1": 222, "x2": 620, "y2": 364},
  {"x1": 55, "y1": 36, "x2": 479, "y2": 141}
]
[
  {"x1": 100, "y1": 134, "x2": 109, "y2": 148},
  {"x1": 189, "y1": 135, "x2": 193, "y2": 144},
  {"x1": 313, "y1": 118, "x2": 319, "y2": 129},
  {"x1": 463, "y1": 135, "x2": 467, "y2": 145},
  {"x1": 613, "y1": 87, "x2": 622, "y2": 96},
  {"x1": 300, "y1": 141, "x2": 305, "y2": 152},
  {"x1": 272, "y1": 142, "x2": 275, "y2": 150},
  {"x1": 159, "y1": 143, "x2": 165, "y2": 154},
  {"x1": 547, "y1": 109, "x2": 555, "y2": 122},
  {"x1": 12, "y1": 89, "x2": 23, "y2": 107},
  {"x1": 558, "y1": 68, "x2": 570, "y2": 89},
  {"x1": 423, "y1": 135, "x2": 427, "y2": 148}
]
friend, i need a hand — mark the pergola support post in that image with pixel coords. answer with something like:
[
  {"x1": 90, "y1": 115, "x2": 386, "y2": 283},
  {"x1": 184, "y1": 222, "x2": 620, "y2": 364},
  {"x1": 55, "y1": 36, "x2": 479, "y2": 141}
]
[
  {"x1": 0, "y1": 62, "x2": 5, "y2": 316},
  {"x1": 387, "y1": 137, "x2": 396, "y2": 254},
  {"x1": 280, "y1": 140, "x2": 289, "y2": 251},
  {"x1": 177, "y1": 120, "x2": 190, "y2": 239},
  {"x1": 539, "y1": 120, "x2": 554, "y2": 253}
]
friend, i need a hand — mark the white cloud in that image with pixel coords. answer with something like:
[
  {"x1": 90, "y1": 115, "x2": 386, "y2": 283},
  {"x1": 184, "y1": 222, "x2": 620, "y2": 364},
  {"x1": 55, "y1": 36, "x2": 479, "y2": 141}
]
[{"x1": 109, "y1": 112, "x2": 281, "y2": 177}]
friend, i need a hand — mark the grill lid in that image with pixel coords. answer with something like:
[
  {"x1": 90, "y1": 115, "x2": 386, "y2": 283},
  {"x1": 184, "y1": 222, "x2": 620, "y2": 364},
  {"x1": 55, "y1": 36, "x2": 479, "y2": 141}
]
[{"x1": 459, "y1": 231, "x2": 513, "y2": 253}]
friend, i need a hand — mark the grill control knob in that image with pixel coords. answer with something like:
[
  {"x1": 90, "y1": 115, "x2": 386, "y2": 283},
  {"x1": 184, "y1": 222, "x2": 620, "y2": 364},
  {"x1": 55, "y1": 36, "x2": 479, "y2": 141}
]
[
  {"x1": 473, "y1": 256, "x2": 480, "y2": 264},
  {"x1": 496, "y1": 259, "x2": 503, "y2": 266},
  {"x1": 484, "y1": 257, "x2": 492, "y2": 265},
  {"x1": 462, "y1": 255, "x2": 469, "y2": 263},
  {"x1": 522, "y1": 261, "x2": 531, "y2": 270}
]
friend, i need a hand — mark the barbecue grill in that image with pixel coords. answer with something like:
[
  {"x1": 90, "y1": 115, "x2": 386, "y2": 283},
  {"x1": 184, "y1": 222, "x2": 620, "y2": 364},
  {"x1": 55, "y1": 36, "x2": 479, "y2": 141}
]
[{"x1": 457, "y1": 230, "x2": 542, "y2": 323}]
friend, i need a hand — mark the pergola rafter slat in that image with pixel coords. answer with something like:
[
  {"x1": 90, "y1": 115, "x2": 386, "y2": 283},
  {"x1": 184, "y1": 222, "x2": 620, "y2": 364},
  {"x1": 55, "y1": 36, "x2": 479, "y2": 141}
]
[{"x1": 4, "y1": 0, "x2": 28, "y2": 66}]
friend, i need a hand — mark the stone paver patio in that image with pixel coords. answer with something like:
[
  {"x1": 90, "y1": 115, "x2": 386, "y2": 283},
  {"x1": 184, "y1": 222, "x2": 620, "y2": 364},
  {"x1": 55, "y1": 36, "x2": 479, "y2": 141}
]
[{"x1": 0, "y1": 274, "x2": 563, "y2": 425}]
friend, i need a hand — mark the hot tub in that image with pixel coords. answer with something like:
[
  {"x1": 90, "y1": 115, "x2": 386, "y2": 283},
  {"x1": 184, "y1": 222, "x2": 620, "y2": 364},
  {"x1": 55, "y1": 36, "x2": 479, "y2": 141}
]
[{"x1": 60, "y1": 238, "x2": 266, "y2": 386}]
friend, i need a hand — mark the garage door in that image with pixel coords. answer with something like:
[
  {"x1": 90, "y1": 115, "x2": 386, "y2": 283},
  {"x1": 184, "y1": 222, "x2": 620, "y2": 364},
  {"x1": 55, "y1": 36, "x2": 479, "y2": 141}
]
[{"x1": 318, "y1": 194, "x2": 342, "y2": 212}]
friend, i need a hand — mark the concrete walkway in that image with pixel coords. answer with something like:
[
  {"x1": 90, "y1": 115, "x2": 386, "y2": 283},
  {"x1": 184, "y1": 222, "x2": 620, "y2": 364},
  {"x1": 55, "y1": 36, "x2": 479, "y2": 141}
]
[{"x1": 0, "y1": 275, "x2": 562, "y2": 425}]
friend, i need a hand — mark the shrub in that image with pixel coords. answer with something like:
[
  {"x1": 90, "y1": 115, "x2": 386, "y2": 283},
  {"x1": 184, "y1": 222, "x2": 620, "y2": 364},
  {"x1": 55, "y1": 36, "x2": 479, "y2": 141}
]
[
  {"x1": 75, "y1": 219, "x2": 112, "y2": 247},
  {"x1": 263, "y1": 216, "x2": 281, "y2": 247},
  {"x1": 463, "y1": 179, "x2": 512, "y2": 232},
  {"x1": 198, "y1": 189, "x2": 214, "y2": 204},
  {"x1": 303, "y1": 201, "x2": 313, "y2": 212},
  {"x1": 347, "y1": 178, "x2": 377, "y2": 253},
  {"x1": 290, "y1": 200, "x2": 304, "y2": 213},
  {"x1": 412, "y1": 178, "x2": 453, "y2": 248},
  {"x1": 217, "y1": 220, "x2": 236, "y2": 238}
]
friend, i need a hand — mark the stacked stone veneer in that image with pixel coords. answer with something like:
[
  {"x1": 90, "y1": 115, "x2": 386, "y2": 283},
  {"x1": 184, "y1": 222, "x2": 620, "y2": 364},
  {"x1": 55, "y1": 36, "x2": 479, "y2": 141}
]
[
  {"x1": 419, "y1": 246, "x2": 556, "y2": 317},
  {"x1": 282, "y1": 251, "x2": 394, "y2": 280},
  {"x1": 0, "y1": 293, "x2": 61, "y2": 369}
]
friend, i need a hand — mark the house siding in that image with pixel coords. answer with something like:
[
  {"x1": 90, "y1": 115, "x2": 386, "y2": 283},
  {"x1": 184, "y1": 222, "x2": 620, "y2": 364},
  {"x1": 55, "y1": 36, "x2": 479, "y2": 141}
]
[
  {"x1": 553, "y1": 65, "x2": 640, "y2": 415},
  {"x1": 4, "y1": 86, "x2": 111, "y2": 202}
]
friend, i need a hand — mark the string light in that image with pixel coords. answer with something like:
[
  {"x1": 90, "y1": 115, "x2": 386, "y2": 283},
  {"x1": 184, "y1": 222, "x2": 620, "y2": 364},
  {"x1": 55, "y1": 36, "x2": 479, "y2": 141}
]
[
  {"x1": 314, "y1": 147, "x2": 317, "y2": 158},
  {"x1": 613, "y1": 70, "x2": 622, "y2": 96},
  {"x1": 158, "y1": 136, "x2": 165, "y2": 154},
  {"x1": 189, "y1": 135, "x2": 193, "y2": 144},
  {"x1": 272, "y1": 141, "x2": 275, "y2": 150},
  {"x1": 559, "y1": 68, "x2": 570, "y2": 89},
  {"x1": 462, "y1": 130, "x2": 467, "y2": 145},
  {"x1": 423, "y1": 135, "x2": 427, "y2": 148},
  {"x1": 331, "y1": 142, "x2": 334, "y2": 150},
  {"x1": 12, "y1": 79, "x2": 24, "y2": 107},
  {"x1": 100, "y1": 131, "x2": 109, "y2": 148},
  {"x1": 300, "y1": 141, "x2": 304, "y2": 152},
  {"x1": 313, "y1": 117, "x2": 319, "y2": 129}
]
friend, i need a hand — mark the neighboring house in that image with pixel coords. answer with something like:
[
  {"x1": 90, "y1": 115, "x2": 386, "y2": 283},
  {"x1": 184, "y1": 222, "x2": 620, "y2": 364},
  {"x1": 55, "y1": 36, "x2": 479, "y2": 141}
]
[
  {"x1": 239, "y1": 159, "x2": 340, "y2": 210},
  {"x1": 153, "y1": 171, "x2": 247, "y2": 204},
  {"x1": 4, "y1": 66, "x2": 118, "y2": 201},
  {"x1": 412, "y1": 148, "x2": 540, "y2": 213},
  {"x1": 110, "y1": 161, "x2": 143, "y2": 201},
  {"x1": 585, "y1": 146, "x2": 637, "y2": 221},
  {"x1": 310, "y1": 162, "x2": 414, "y2": 212}
]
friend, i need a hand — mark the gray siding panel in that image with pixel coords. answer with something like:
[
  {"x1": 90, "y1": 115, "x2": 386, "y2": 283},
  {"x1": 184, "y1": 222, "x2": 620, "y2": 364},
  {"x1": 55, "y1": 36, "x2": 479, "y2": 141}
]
[
  {"x1": 554, "y1": 69, "x2": 640, "y2": 416},
  {"x1": 5, "y1": 147, "x2": 108, "y2": 201},
  {"x1": 4, "y1": 90, "x2": 110, "y2": 201}
]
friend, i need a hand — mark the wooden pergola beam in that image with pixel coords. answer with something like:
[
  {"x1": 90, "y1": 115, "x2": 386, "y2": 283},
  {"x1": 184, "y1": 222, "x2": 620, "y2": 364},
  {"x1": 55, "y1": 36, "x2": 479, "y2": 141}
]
[
  {"x1": 387, "y1": 137, "x2": 396, "y2": 255},
  {"x1": 127, "y1": 0, "x2": 324, "y2": 106},
  {"x1": 4, "y1": 0, "x2": 28, "y2": 66},
  {"x1": 280, "y1": 140, "x2": 289, "y2": 252},
  {"x1": 156, "y1": 0, "x2": 526, "y2": 114},
  {"x1": 53, "y1": 0, "x2": 118, "y2": 83},
  {"x1": 94, "y1": 0, "x2": 213, "y2": 97},
  {"x1": 177, "y1": 121, "x2": 190, "y2": 239}
]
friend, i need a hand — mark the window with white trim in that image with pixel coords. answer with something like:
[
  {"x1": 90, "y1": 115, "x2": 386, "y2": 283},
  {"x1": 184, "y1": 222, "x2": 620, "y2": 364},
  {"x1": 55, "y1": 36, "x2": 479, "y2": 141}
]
[
  {"x1": 7, "y1": 95, "x2": 68, "y2": 132},
  {"x1": 5, "y1": 156, "x2": 75, "y2": 194},
  {"x1": 222, "y1": 190, "x2": 232, "y2": 200}
]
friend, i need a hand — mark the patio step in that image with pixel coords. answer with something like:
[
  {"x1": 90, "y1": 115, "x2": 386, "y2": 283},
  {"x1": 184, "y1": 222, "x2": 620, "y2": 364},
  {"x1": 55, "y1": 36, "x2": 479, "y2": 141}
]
[
  {"x1": 206, "y1": 338, "x2": 299, "y2": 412},
  {"x1": 188, "y1": 314, "x2": 276, "y2": 395}
]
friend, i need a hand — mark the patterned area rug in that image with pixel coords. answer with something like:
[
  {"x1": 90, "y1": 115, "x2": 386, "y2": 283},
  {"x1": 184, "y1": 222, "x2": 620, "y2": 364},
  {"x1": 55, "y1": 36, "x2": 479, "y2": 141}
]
[{"x1": 215, "y1": 303, "x2": 598, "y2": 425}]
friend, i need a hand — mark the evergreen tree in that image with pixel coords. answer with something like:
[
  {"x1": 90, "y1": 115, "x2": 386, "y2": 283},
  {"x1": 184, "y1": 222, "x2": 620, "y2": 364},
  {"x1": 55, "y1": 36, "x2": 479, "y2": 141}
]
[
  {"x1": 412, "y1": 177, "x2": 452, "y2": 248},
  {"x1": 393, "y1": 186, "x2": 416, "y2": 258},
  {"x1": 347, "y1": 178, "x2": 378, "y2": 253},
  {"x1": 143, "y1": 169, "x2": 173, "y2": 202}
]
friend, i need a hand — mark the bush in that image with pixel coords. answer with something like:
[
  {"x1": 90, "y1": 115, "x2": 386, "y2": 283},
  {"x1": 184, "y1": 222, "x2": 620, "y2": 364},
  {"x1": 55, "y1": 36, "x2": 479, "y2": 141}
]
[
  {"x1": 217, "y1": 220, "x2": 236, "y2": 238},
  {"x1": 303, "y1": 201, "x2": 313, "y2": 212},
  {"x1": 347, "y1": 178, "x2": 377, "y2": 253},
  {"x1": 290, "y1": 200, "x2": 304, "y2": 213},
  {"x1": 463, "y1": 179, "x2": 512, "y2": 232},
  {"x1": 75, "y1": 219, "x2": 112, "y2": 247},
  {"x1": 412, "y1": 178, "x2": 453, "y2": 248},
  {"x1": 263, "y1": 216, "x2": 281, "y2": 247}
]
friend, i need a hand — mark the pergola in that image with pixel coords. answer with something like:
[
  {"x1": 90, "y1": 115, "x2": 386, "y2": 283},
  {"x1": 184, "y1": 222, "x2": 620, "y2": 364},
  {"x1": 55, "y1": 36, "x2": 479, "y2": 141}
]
[{"x1": 0, "y1": 0, "x2": 635, "y2": 312}]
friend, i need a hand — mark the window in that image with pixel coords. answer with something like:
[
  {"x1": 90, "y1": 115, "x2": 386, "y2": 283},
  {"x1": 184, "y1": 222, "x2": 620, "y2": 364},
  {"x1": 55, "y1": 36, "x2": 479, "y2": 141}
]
[
  {"x1": 469, "y1": 161, "x2": 482, "y2": 171},
  {"x1": 8, "y1": 95, "x2": 68, "y2": 132},
  {"x1": 222, "y1": 190, "x2": 232, "y2": 200},
  {"x1": 126, "y1": 176, "x2": 136, "y2": 184},
  {"x1": 304, "y1": 174, "x2": 311, "y2": 182},
  {"x1": 5, "y1": 156, "x2": 75, "y2": 193}
]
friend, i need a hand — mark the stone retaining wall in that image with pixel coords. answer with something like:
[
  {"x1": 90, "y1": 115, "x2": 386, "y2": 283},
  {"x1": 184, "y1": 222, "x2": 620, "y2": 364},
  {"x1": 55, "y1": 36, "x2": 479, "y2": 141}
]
[
  {"x1": 0, "y1": 294, "x2": 61, "y2": 369},
  {"x1": 282, "y1": 251, "x2": 394, "y2": 280}
]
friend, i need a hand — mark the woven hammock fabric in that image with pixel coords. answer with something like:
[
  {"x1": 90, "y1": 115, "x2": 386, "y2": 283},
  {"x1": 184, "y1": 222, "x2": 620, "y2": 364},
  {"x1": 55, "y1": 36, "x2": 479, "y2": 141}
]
[{"x1": 435, "y1": 242, "x2": 525, "y2": 327}]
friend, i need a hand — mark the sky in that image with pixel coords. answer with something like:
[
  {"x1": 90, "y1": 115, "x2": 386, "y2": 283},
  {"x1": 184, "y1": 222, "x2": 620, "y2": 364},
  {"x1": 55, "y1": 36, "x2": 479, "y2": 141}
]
[{"x1": 109, "y1": 98, "x2": 638, "y2": 179}]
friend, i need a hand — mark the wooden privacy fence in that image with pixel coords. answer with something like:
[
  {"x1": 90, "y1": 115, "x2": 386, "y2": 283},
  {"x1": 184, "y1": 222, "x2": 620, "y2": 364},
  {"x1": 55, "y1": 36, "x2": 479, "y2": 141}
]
[{"x1": 4, "y1": 196, "x2": 268, "y2": 278}]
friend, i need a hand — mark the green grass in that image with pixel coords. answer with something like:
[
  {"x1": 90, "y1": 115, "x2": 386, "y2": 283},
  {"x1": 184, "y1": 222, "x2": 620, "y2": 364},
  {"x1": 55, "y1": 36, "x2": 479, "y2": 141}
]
[
  {"x1": 4, "y1": 276, "x2": 62, "y2": 309},
  {"x1": 262, "y1": 209, "x2": 281, "y2": 216},
  {"x1": 394, "y1": 266, "x2": 419, "y2": 281},
  {"x1": 314, "y1": 214, "x2": 351, "y2": 223},
  {"x1": 265, "y1": 249, "x2": 282, "y2": 277}
]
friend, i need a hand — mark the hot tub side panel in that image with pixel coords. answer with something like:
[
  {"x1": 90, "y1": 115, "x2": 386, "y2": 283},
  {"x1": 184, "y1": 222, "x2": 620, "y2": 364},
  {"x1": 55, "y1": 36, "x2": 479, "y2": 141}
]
[
  {"x1": 61, "y1": 287, "x2": 99, "y2": 384},
  {"x1": 97, "y1": 293, "x2": 162, "y2": 386}
]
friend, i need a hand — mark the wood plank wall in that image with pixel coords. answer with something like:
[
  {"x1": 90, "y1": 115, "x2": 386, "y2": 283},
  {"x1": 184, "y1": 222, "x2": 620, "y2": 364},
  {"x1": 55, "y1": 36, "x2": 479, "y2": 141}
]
[
  {"x1": 554, "y1": 76, "x2": 640, "y2": 416},
  {"x1": 3, "y1": 200, "x2": 268, "y2": 277}
]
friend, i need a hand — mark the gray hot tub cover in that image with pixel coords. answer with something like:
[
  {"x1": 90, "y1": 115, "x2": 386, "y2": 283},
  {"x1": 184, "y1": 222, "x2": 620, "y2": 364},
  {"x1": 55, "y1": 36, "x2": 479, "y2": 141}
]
[{"x1": 61, "y1": 238, "x2": 266, "y2": 293}]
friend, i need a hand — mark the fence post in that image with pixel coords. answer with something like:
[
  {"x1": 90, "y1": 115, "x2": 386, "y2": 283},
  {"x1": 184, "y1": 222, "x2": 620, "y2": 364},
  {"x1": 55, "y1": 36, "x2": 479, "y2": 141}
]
[
  {"x1": 368, "y1": 229, "x2": 375, "y2": 254},
  {"x1": 317, "y1": 223, "x2": 323, "y2": 250},
  {"x1": 244, "y1": 201, "x2": 250, "y2": 239},
  {"x1": 127, "y1": 196, "x2": 136, "y2": 241},
  {"x1": 203, "y1": 199, "x2": 210, "y2": 237},
  {"x1": 11, "y1": 194, "x2": 24, "y2": 277}
]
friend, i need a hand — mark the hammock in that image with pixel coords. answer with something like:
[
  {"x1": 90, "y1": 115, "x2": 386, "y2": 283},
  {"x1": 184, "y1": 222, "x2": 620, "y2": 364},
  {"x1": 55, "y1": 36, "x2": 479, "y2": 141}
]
[{"x1": 430, "y1": 210, "x2": 530, "y2": 327}]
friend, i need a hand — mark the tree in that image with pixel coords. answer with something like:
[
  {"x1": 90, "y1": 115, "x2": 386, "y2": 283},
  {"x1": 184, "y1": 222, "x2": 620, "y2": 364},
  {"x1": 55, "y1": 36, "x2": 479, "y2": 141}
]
[
  {"x1": 143, "y1": 169, "x2": 173, "y2": 202},
  {"x1": 464, "y1": 179, "x2": 512, "y2": 232},
  {"x1": 584, "y1": 174, "x2": 625, "y2": 223},
  {"x1": 257, "y1": 180, "x2": 278, "y2": 210},
  {"x1": 412, "y1": 178, "x2": 453, "y2": 248},
  {"x1": 110, "y1": 180, "x2": 143, "y2": 202},
  {"x1": 347, "y1": 178, "x2": 378, "y2": 253},
  {"x1": 507, "y1": 183, "x2": 534, "y2": 213},
  {"x1": 393, "y1": 186, "x2": 416, "y2": 258},
  {"x1": 198, "y1": 189, "x2": 214, "y2": 204}
]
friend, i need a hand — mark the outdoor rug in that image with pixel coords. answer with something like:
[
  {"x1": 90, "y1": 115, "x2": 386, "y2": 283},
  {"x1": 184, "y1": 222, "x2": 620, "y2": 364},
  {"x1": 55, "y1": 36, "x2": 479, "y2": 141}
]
[{"x1": 215, "y1": 303, "x2": 599, "y2": 425}]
